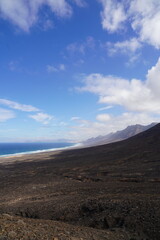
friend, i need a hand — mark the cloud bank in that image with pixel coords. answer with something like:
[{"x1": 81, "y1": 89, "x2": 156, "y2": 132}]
[
  {"x1": 78, "y1": 58, "x2": 160, "y2": 114},
  {"x1": 69, "y1": 112, "x2": 158, "y2": 141}
]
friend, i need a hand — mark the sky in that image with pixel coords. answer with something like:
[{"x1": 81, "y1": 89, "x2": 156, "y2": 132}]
[{"x1": 0, "y1": 0, "x2": 160, "y2": 143}]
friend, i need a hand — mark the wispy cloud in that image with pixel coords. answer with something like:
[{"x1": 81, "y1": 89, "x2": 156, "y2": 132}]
[
  {"x1": 71, "y1": 116, "x2": 81, "y2": 121},
  {"x1": 47, "y1": 64, "x2": 66, "y2": 73},
  {"x1": 66, "y1": 36, "x2": 95, "y2": 55},
  {"x1": 67, "y1": 42, "x2": 85, "y2": 55},
  {"x1": 71, "y1": 0, "x2": 86, "y2": 7},
  {"x1": 0, "y1": 99, "x2": 55, "y2": 125},
  {"x1": 105, "y1": 38, "x2": 142, "y2": 64},
  {"x1": 47, "y1": 65, "x2": 58, "y2": 73},
  {"x1": 29, "y1": 112, "x2": 54, "y2": 125},
  {"x1": 59, "y1": 64, "x2": 66, "y2": 71},
  {"x1": 0, "y1": 99, "x2": 39, "y2": 112},
  {"x1": 8, "y1": 61, "x2": 20, "y2": 71},
  {"x1": 98, "y1": 106, "x2": 113, "y2": 111},
  {"x1": 106, "y1": 38, "x2": 142, "y2": 55},
  {"x1": 42, "y1": 19, "x2": 54, "y2": 31},
  {"x1": 99, "y1": 0, "x2": 160, "y2": 49},
  {"x1": 0, "y1": 108, "x2": 15, "y2": 122}
]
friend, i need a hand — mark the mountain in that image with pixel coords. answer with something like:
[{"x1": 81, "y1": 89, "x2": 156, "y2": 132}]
[
  {"x1": 0, "y1": 123, "x2": 160, "y2": 239},
  {"x1": 83, "y1": 122, "x2": 157, "y2": 146}
]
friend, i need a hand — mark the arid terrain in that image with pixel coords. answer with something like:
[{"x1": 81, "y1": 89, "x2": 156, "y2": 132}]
[{"x1": 0, "y1": 124, "x2": 160, "y2": 240}]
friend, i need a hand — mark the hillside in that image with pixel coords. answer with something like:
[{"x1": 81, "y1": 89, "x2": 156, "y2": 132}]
[{"x1": 0, "y1": 123, "x2": 160, "y2": 239}]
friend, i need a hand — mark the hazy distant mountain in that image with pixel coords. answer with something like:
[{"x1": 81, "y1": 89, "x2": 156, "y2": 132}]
[{"x1": 83, "y1": 122, "x2": 157, "y2": 146}]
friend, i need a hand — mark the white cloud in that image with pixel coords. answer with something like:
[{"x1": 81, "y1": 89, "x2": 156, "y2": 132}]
[
  {"x1": 107, "y1": 38, "x2": 142, "y2": 55},
  {"x1": 0, "y1": 99, "x2": 55, "y2": 126},
  {"x1": 99, "y1": 0, "x2": 160, "y2": 49},
  {"x1": 99, "y1": 0, "x2": 127, "y2": 33},
  {"x1": 29, "y1": 112, "x2": 54, "y2": 124},
  {"x1": 78, "y1": 58, "x2": 160, "y2": 114},
  {"x1": 0, "y1": 0, "x2": 74, "y2": 31},
  {"x1": 0, "y1": 99, "x2": 39, "y2": 112},
  {"x1": 96, "y1": 114, "x2": 111, "y2": 122},
  {"x1": 129, "y1": 0, "x2": 160, "y2": 49},
  {"x1": 0, "y1": 108, "x2": 15, "y2": 122},
  {"x1": 146, "y1": 58, "x2": 160, "y2": 97}
]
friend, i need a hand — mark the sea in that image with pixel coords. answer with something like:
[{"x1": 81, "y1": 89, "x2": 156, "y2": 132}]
[{"x1": 0, "y1": 142, "x2": 76, "y2": 157}]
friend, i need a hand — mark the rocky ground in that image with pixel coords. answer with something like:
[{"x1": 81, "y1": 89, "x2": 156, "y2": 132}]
[
  {"x1": 0, "y1": 124, "x2": 160, "y2": 239},
  {"x1": 0, "y1": 212, "x2": 139, "y2": 240}
]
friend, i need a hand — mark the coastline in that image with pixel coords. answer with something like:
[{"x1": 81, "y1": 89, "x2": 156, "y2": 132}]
[{"x1": 0, "y1": 142, "x2": 83, "y2": 164}]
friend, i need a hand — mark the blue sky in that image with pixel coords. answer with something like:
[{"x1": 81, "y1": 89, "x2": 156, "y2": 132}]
[{"x1": 0, "y1": 0, "x2": 160, "y2": 142}]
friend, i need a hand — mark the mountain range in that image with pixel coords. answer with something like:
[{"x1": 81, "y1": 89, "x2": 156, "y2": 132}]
[{"x1": 83, "y1": 122, "x2": 157, "y2": 146}]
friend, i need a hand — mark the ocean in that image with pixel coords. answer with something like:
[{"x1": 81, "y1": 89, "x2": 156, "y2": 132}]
[{"x1": 0, "y1": 142, "x2": 75, "y2": 157}]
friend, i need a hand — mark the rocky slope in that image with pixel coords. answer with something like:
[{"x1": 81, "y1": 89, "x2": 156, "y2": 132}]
[{"x1": 0, "y1": 123, "x2": 160, "y2": 239}]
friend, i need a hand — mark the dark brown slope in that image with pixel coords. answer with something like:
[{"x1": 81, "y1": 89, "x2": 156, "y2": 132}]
[
  {"x1": 0, "y1": 123, "x2": 160, "y2": 240},
  {"x1": 53, "y1": 122, "x2": 160, "y2": 180}
]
